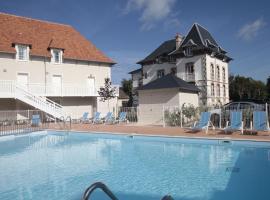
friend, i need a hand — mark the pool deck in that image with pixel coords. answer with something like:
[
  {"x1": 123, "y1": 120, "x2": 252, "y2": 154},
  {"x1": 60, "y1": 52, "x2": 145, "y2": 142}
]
[{"x1": 49, "y1": 123, "x2": 270, "y2": 142}]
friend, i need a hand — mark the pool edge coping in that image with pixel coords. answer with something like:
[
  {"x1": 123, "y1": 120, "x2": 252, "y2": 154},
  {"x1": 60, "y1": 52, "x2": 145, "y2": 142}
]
[{"x1": 44, "y1": 129, "x2": 270, "y2": 143}]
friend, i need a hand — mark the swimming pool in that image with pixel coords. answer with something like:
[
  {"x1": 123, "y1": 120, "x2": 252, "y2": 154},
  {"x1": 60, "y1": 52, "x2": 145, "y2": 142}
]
[{"x1": 0, "y1": 131, "x2": 270, "y2": 200}]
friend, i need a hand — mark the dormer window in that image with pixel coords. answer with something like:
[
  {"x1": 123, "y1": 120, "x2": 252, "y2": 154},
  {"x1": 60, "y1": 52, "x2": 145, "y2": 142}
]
[
  {"x1": 51, "y1": 49, "x2": 62, "y2": 64},
  {"x1": 185, "y1": 47, "x2": 193, "y2": 57},
  {"x1": 16, "y1": 45, "x2": 29, "y2": 61}
]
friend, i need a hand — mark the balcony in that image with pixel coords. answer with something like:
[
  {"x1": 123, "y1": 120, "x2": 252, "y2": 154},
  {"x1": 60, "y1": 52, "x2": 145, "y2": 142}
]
[
  {"x1": 185, "y1": 73, "x2": 195, "y2": 82},
  {"x1": 0, "y1": 80, "x2": 119, "y2": 98}
]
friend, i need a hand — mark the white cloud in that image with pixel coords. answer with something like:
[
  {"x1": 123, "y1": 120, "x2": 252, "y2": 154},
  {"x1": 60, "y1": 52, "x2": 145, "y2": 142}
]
[
  {"x1": 238, "y1": 18, "x2": 266, "y2": 40},
  {"x1": 124, "y1": 0, "x2": 178, "y2": 31}
]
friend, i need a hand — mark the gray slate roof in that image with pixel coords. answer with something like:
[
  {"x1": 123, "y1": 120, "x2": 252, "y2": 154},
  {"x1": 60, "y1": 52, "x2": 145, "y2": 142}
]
[
  {"x1": 137, "y1": 74, "x2": 200, "y2": 93},
  {"x1": 128, "y1": 68, "x2": 141, "y2": 74},
  {"x1": 137, "y1": 39, "x2": 176, "y2": 64}
]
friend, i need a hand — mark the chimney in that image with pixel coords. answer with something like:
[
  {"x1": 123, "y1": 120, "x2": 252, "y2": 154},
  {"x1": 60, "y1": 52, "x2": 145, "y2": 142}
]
[{"x1": 175, "y1": 33, "x2": 182, "y2": 50}]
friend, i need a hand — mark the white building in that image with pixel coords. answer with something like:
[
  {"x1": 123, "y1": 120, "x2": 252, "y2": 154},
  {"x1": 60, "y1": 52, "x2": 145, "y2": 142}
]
[
  {"x1": 131, "y1": 23, "x2": 232, "y2": 107},
  {"x1": 0, "y1": 13, "x2": 118, "y2": 119}
]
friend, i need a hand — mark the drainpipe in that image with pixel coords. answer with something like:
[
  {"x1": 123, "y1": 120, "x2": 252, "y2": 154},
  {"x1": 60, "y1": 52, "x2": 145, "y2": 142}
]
[{"x1": 44, "y1": 56, "x2": 47, "y2": 95}]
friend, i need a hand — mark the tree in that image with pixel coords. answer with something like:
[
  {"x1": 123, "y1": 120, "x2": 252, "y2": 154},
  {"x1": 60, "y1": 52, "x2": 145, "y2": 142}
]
[
  {"x1": 98, "y1": 78, "x2": 116, "y2": 111},
  {"x1": 267, "y1": 76, "x2": 270, "y2": 101},
  {"x1": 121, "y1": 79, "x2": 133, "y2": 106},
  {"x1": 229, "y1": 74, "x2": 267, "y2": 102}
]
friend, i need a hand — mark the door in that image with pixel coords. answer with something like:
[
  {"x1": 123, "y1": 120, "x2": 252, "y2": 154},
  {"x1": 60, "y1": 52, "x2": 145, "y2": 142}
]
[
  {"x1": 17, "y1": 73, "x2": 29, "y2": 90},
  {"x1": 52, "y1": 75, "x2": 62, "y2": 95},
  {"x1": 86, "y1": 77, "x2": 95, "y2": 94}
]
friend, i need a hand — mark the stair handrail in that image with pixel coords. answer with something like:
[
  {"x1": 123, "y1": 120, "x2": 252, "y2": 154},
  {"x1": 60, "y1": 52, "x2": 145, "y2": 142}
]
[
  {"x1": 65, "y1": 116, "x2": 72, "y2": 130},
  {"x1": 15, "y1": 83, "x2": 63, "y2": 115},
  {"x1": 16, "y1": 84, "x2": 63, "y2": 110},
  {"x1": 82, "y1": 182, "x2": 118, "y2": 200}
]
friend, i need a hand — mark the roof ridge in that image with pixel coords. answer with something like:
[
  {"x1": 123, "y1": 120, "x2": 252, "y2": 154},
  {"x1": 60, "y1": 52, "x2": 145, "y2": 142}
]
[
  {"x1": 194, "y1": 23, "x2": 205, "y2": 46},
  {"x1": 0, "y1": 12, "x2": 71, "y2": 27}
]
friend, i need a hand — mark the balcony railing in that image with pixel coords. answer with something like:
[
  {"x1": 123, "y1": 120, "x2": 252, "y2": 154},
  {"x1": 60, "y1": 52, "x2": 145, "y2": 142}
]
[
  {"x1": 185, "y1": 73, "x2": 195, "y2": 82},
  {"x1": 0, "y1": 80, "x2": 119, "y2": 98}
]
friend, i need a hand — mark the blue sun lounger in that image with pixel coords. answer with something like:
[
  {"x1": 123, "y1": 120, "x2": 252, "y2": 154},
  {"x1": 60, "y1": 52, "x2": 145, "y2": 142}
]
[
  {"x1": 91, "y1": 112, "x2": 101, "y2": 124},
  {"x1": 103, "y1": 112, "x2": 114, "y2": 124},
  {"x1": 224, "y1": 111, "x2": 243, "y2": 134},
  {"x1": 251, "y1": 111, "x2": 270, "y2": 132},
  {"x1": 31, "y1": 114, "x2": 40, "y2": 126},
  {"x1": 191, "y1": 112, "x2": 213, "y2": 133},
  {"x1": 80, "y1": 112, "x2": 89, "y2": 123},
  {"x1": 114, "y1": 112, "x2": 128, "y2": 124}
]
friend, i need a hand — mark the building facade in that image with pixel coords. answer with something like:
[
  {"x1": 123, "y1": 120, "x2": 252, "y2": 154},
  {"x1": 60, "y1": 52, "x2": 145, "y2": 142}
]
[
  {"x1": 0, "y1": 13, "x2": 118, "y2": 119},
  {"x1": 131, "y1": 23, "x2": 232, "y2": 107}
]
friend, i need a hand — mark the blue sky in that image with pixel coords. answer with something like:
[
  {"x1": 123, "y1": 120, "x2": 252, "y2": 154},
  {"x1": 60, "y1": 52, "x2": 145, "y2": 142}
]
[{"x1": 0, "y1": 0, "x2": 269, "y2": 84}]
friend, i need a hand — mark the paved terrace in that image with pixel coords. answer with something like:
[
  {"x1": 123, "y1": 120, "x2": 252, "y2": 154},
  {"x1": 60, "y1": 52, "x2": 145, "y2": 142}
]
[{"x1": 48, "y1": 123, "x2": 270, "y2": 142}]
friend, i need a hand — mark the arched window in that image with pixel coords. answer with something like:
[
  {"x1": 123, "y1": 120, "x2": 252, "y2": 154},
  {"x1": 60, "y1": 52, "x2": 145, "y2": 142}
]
[
  {"x1": 211, "y1": 83, "x2": 215, "y2": 96},
  {"x1": 216, "y1": 65, "x2": 220, "y2": 81},
  {"x1": 217, "y1": 84, "x2": 220, "y2": 96},
  {"x1": 223, "y1": 85, "x2": 226, "y2": 97},
  {"x1": 210, "y1": 64, "x2": 214, "y2": 80},
  {"x1": 222, "y1": 67, "x2": 226, "y2": 82}
]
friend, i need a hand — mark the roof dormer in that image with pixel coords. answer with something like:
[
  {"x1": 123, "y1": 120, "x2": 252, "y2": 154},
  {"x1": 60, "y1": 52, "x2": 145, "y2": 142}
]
[
  {"x1": 50, "y1": 48, "x2": 63, "y2": 64},
  {"x1": 14, "y1": 44, "x2": 30, "y2": 61}
]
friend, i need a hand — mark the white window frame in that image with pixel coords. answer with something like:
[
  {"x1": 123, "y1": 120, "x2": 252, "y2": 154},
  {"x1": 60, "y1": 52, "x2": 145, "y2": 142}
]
[
  {"x1": 157, "y1": 69, "x2": 165, "y2": 79},
  {"x1": 185, "y1": 47, "x2": 193, "y2": 57},
  {"x1": 222, "y1": 67, "x2": 226, "y2": 82},
  {"x1": 15, "y1": 44, "x2": 29, "y2": 61},
  {"x1": 217, "y1": 84, "x2": 220, "y2": 97},
  {"x1": 211, "y1": 83, "x2": 215, "y2": 97},
  {"x1": 185, "y1": 63, "x2": 194, "y2": 74},
  {"x1": 210, "y1": 63, "x2": 214, "y2": 80},
  {"x1": 216, "y1": 65, "x2": 220, "y2": 81},
  {"x1": 51, "y1": 49, "x2": 63, "y2": 64},
  {"x1": 223, "y1": 85, "x2": 226, "y2": 97}
]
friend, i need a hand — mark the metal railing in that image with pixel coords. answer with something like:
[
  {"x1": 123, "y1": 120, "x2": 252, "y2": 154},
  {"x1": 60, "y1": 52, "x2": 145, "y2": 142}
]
[
  {"x1": 82, "y1": 182, "x2": 174, "y2": 200},
  {"x1": 163, "y1": 103, "x2": 270, "y2": 129},
  {"x1": 82, "y1": 182, "x2": 118, "y2": 200},
  {"x1": 0, "y1": 80, "x2": 120, "y2": 97},
  {"x1": 117, "y1": 107, "x2": 139, "y2": 123}
]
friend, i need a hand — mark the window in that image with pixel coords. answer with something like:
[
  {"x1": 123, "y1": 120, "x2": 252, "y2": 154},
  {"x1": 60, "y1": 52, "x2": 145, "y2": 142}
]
[
  {"x1": 210, "y1": 63, "x2": 214, "y2": 80},
  {"x1": 171, "y1": 67, "x2": 177, "y2": 75},
  {"x1": 157, "y1": 69, "x2": 165, "y2": 78},
  {"x1": 216, "y1": 65, "x2": 220, "y2": 81},
  {"x1": 217, "y1": 84, "x2": 220, "y2": 96},
  {"x1": 222, "y1": 67, "x2": 226, "y2": 82},
  {"x1": 144, "y1": 72, "x2": 148, "y2": 79},
  {"x1": 211, "y1": 83, "x2": 215, "y2": 96},
  {"x1": 223, "y1": 85, "x2": 226, "y2": 97},
  {"x1": 51, "y1": 49, "x2": 62, "y2": 64},
  {"x1": 185, "y1": 47, "x2": 192, "y2": 56},
  {"x1": 185, "y1": 63, "x2": 194, "y2": 74},
  {"x1": 16, "y1": 45, "x2": 28, "y2": 61}
]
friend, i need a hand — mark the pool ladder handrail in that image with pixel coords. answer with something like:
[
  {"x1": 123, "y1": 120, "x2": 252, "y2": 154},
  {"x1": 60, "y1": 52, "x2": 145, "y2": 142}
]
[
  {"x1": 82, "y1": 182, "x2": 174, "y2": 200},
  {"x1": 82, "y1": 182, "x2": 118, "y2": 200},
  {"x1": 58, "y1": 116, "x2": 72, "y2": 130}
]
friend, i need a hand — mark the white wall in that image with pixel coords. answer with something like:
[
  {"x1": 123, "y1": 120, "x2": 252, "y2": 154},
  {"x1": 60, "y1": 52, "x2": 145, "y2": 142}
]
[
  {"x1": 205, "y1": 54, "x2": 229, "y2": 106},
  {"x1": 96, "y1": 97, "x2": 118, "y2": 117},
  {"x1": 179, "y1": 92, "x2": 199, "y2": 107},
  {"x1": 138, "y1": 88, "x2": 179, "y2": 125},
  {"x1": 175, "y1": 54, "x2": 230, "y2": 106},
  {"x1": 131, "y1": 71, "x2": 142, "y2": 88},
  {"x1": 138, "y1": 88, "x2": 198, "y2": 125},
  {"x1": 142, "y1": 63, "x2": 176, "y2": 85},
  {"x1": 176, "y1": 55, "x2": 203, "y2": 81},
  {"x1": 0, "y1": 53, "x2": 111, "y2": 90},
  {"x1": 49, "y1": 97, "x2": 96, "y2": 119}
]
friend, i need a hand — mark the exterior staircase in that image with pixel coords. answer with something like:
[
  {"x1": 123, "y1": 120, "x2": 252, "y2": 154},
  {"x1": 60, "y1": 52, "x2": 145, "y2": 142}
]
[{"x1": 0, "y1": 80, "x2": 64, "y2": 119}]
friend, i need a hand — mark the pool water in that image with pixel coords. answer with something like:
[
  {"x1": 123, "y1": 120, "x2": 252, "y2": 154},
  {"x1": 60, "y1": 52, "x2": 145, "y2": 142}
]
[{"x1": 0, "y1": 131, "x2": 270, "y2": 200}]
